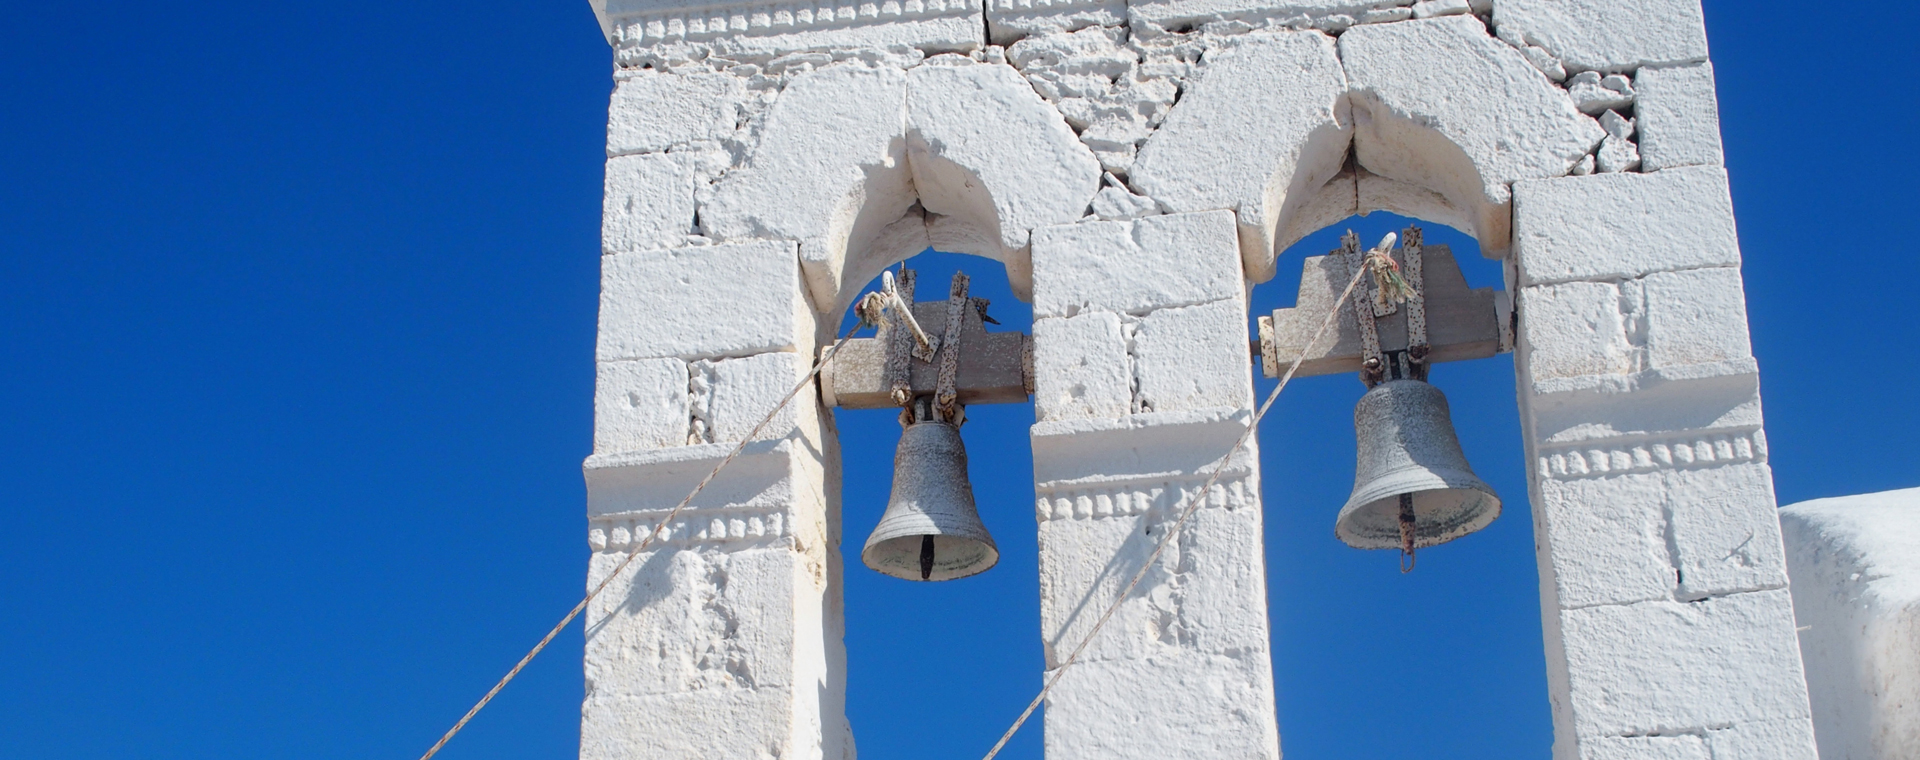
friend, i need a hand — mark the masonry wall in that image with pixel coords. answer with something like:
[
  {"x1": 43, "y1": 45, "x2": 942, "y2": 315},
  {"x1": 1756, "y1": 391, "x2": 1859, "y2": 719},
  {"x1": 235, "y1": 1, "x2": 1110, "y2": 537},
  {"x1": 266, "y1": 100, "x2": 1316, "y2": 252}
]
[{"x1": 582, "y1": 1, "x2": 1818, "y2": 757}]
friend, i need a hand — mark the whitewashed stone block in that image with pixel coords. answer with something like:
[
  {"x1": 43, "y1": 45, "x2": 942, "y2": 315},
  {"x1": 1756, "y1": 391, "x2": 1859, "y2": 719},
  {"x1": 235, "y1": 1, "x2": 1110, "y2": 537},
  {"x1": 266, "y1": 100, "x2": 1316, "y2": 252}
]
[
  {"x1": 1493, "y1": 0, "x2": 1710, "y2": 73},
  {"x1": 1641, "y1": 267, "x2": 1752, "y2": 372},
  {"x1": 598, "y1": 241, "x2": 805, "y2": 361},
  {"x1": 1030, "y1": 408, "x2": 1257, "y2": 488},
  {"x1": 1781, "y1": 487, "x2": 1920, "y2": 760},
  {"x1": 591, "y1": 0, "x2": 984, "y2": 58},
  {"x1": 603, "y1": 153, "x2": 695, "y2": 254},
  {"x1": 1518, "y1": 280, "x2": 1636, "y2": 383},
  {"x1": 1580, "y1": 734, "x2": 1709, "y2": 760},
  {"x1": 1130, "y1": 31, "x2": 1349, "y2": 282},
  {"x1": 1127, "y1": 0, "x2": 1387, "y2": 31},
  {"x1": 1033, "y1": 313, "x2": 1133, "y2": 421},
  {"x1": 1666, "y1": 463, "x2": 1788, "y2": 600},
  {"x1": 583, "y1": 548, "x2": 800, "y2": 698},
  {"x1": 1557, "y1": 589, "x2": 1811, "y2": 740},
  {"x1": 585, "y1": 439, "x2": 818, "y2": 522},
  {"x1": 1042, "y1": 651, "x2": 1279, "y2": 760},
  {"x1": 700, "y1": 351, "x2": 808, "y2": 444},
  {"x1": 1535, "y1": 473, "x2": 1675, "y2": 609},
  {"x1": 1036, "y1": 487, "x2": 1269, "y2": 665},
  {"x1": 606, "y1": 71, "x2": 745, "y2": 156},
  {"x1": 987, "y1": 0, "x2": 1125, "y2": 44},
  {"x1": 1030, "y1": 211, "x2": 1243, "y2": 319},
  {"x1": 596, "y1": 358, "x2": 692, "y2": 453},
  {"x1": 1132, "y1": 299, "x2": 1253, "y2": 415},
  {"x1": 1526, "y1": 367, "x2": 1766, "y2": 461},
  {"x1": 1513, "y1": 167, "x2": 1741, "y2": 286},
  {"x1": 1705, "y1": 718, "x2": 1820, "y2": 760},
  {"x1": 1341, "y1": 17, "x2": 1604, "y2": 257},
  {"x1": 582, "y1": 690, "x2": 802, "y2": 760},
  {"x1": 907, "y1": 61, "x2": 1102, "y2": 255},
  {"x1": 581, "y1": 547, "x2": 844, "y2": 760},
  {"x1": 702, "y1": 64, "x2": 914, "y2": 307},
  {"x1": 1635, "y1": 63, "x2": 1725, "y2": 172}
]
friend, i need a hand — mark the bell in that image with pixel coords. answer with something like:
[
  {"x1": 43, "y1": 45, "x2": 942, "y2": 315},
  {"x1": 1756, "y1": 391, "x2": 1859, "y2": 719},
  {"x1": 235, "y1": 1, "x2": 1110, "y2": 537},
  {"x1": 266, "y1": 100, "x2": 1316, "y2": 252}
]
[
  {"x1": 861, "y1": 399, "x2": 999, "y2": 581},
  {"x1": 1337, "y1": 379, "x2": 1500, "y2": 555}
]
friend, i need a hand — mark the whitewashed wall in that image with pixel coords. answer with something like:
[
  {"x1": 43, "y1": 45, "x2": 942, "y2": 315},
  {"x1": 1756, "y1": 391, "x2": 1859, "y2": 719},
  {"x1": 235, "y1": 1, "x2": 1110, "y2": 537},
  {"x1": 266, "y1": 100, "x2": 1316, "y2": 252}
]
[{"x1": 581, "y1": 1, "x2": 1821, "y2": 758}]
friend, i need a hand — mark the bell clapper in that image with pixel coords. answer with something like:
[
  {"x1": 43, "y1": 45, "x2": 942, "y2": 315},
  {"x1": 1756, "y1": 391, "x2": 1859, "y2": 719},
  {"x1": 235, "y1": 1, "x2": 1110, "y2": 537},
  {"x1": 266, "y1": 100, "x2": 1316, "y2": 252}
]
[
  {"x1": 920, "y1": 535, "x2": 936, "y2": 580},
  {"x1": 1398, "y1": 492, "x2": 1417, "y2": 573}
]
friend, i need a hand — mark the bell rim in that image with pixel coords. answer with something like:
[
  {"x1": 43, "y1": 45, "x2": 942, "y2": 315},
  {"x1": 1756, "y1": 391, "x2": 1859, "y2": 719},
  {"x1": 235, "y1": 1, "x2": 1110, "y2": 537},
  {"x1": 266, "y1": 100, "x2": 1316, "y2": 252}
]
[
  {"x1": 1334, "y1": 483, "x2": 1502, "y2": 550},
  {"x1": 860, "y1": 535, "x2": 1001, "y2": 581}
]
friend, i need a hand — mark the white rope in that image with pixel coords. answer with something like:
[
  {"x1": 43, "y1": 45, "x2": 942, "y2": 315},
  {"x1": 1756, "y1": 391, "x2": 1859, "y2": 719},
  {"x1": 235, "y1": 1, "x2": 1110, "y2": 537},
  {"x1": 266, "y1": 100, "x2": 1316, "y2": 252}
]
[
  {"x1": 416, "y1": 322, "x2": 866, "y2": 760},
  {"x1": 879, "y1": 270, "x2": 936, "y2": 357},
  {"x1": 978, "y1": 258, "x2": 1375, "y2": 760}
]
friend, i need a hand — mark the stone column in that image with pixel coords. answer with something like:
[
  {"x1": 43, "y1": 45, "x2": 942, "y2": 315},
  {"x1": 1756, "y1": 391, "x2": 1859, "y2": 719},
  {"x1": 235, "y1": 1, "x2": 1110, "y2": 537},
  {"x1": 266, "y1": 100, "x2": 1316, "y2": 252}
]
[
  {"x1": 1026, "y1": 209, "x2": 1281, "y2": 759},
  {"x1": 1512, "y1": 166, "x2": 1817, "y2": 760},
  {"x1": 582, "y1": 240, "x2": 850, "y2": 756}
]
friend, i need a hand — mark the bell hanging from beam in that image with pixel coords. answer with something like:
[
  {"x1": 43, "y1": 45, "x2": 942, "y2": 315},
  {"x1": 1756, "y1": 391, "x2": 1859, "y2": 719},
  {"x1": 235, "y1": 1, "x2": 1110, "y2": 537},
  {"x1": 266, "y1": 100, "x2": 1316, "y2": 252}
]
[
  {"x1": 861, "y1": 396, "x2": 999, "y2": 581},
  {"x1": 1336, "y1": 378, "x2": 1501, "y2": 559}
]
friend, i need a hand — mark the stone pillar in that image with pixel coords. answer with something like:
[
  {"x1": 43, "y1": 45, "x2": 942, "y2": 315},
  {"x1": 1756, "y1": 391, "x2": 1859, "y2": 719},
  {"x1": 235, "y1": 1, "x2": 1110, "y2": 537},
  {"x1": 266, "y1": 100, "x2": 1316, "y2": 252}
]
[
  {"x1": 1512, "y1": 166, "x2": 1817, "y2": 760},
  {"x1": 1026, "y1": 209, "x2": 1281, "y2": 759},
  {"x1": 583, "y1": 239, "x2": 850, "y2": 756}
]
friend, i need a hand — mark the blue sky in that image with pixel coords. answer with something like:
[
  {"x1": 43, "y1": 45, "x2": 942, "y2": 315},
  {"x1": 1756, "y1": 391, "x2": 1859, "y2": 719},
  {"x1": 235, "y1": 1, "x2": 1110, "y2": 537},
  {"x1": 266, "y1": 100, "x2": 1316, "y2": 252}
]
[{"x1": 0, "y1": 2, "x2": 1914, "y2": 759}]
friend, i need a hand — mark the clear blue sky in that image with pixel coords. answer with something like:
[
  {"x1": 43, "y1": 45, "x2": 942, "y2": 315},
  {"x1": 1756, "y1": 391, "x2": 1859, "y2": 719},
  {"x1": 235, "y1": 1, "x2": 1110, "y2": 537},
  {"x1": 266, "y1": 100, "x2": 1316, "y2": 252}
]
[{"x1": 0, "y1": 3, "x2": 1913, "y2": 758}]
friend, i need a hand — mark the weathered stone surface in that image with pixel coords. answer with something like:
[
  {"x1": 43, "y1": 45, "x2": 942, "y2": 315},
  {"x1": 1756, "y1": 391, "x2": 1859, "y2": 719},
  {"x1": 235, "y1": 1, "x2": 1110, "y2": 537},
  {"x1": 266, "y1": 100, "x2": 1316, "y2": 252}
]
[
  {"x1": 598, "y1": 241, "x2": 805, "y2": 361},
  {"x1": 988, "y1": 0, "x2": 1124, "y2": 44},
  {"x1": 1032, "y1": 312, "x2": 1132, "y2": 422},
  {"x1": 1341, "y1": 16, "x2": 1604, "y2": 257},
  {"x1": 1580, "y1": 734, "x2": 1709, "y2": 760},
  {"x1": 1494, "y1": 0, "x2": 1709, "y2": 73},
  {"x1": 1131, "y1": 298, "x2": 1252, "y2": 414},
  {"x1": 1513, "y1": 167, "x2": 1740, "y2": 286},
  {"x1": 702, "y1": 64, "x2": 913, "y2": 307},
  {"x1": 1030, "y1": 211, "x2": 1243, "y2": 319},
  {"x1": 1703, "y1": 718, "x2": 1820, "y2": 760},
  {"x1": 1036, "y1": 490, "x2": 1269, "y2": 664},
  {"x1": 606, "y1": 71, "x2": 745, "y2": 156},
  {"x1": 1635, "y1": 62, "x2": 1724, "y2": 172},
  {"x1": 1131, "y1": 30, "x2": 1349, "y2": 282},
  {"x1": 1518, "y1": 280, "x2": 1636, "y2": 383},
  {"x1": 907, "y1": 60, "x2": 1102, "y2": 256},
  {"x1": 596, "y1": 358, "x2": 692, "y2": 453},
  {"x1": 1127, "y1": 0, "x2": 1388, "y2": 30},
  {"x1": 699, "y1": 351, "x2": 809, "y2": 443},
  {"x1": 603, "y1": 152, "x2": 695, "y2": 253},
  {"x1": 1665, "y1": 462, "x2": 1788, "y2": 600},
  {"x1": 591, "y1": 0, "x2": 985, "y2": 57},
  {"x1": 1558, "y1": 589, "x2": 1811, "y2": 739},
  {"x1": 1042, "y1": 651, "x2": 1279, "y2": 760},
  {"x1": 1781, "y1": 487, "x2": 1920, "y2": 760},
  {"x1": 1566, "y1": 71, "x2": 1634, "y2": 116},
  {"x1": 1640, "y1": 266, "x2": 1752, "y2": 371},
  {"x1": 1535, "y1": 473, "x2": 1675, "y2": 609}
]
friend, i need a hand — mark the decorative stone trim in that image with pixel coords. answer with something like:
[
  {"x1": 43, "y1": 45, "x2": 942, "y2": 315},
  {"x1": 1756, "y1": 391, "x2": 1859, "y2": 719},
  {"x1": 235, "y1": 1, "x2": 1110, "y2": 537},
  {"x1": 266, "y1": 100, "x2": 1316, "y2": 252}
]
[
  {"x1": 610, "y1": 0, "x2": 978, "y2": 48},
  {"x1": 589, "y1": 507, "x2": 792, "y2": 552},
  {"x1": 1035, "y1": 475, "x2": 1254, "y2": 522},
  {"x1": 1536, "y1": 428, "x2": 1765, "y2": 480}
]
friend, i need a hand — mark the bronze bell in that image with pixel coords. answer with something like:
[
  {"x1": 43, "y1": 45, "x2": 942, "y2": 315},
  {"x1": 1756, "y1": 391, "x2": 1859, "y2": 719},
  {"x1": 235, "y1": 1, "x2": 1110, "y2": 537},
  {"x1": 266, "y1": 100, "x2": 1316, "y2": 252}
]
[
  {"x1": 861, "y1": 397, "x2": 998, "y2": 581},
  {"x1": 1337, "y1": 379, "x2": 1500, "y2": 557}
]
